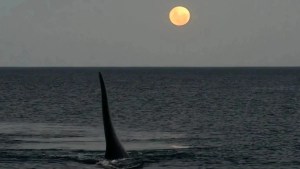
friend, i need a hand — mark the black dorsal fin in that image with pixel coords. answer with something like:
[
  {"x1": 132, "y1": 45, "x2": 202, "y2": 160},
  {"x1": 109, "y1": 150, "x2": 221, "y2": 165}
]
[{"x1": 98, "y1": 72, "x2": 129, "y2": 160}]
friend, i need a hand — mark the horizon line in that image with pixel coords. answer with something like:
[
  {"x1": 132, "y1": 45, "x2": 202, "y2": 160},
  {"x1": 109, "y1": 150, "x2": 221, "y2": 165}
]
[{"x1": 1, "y1": 66, "x2": 300, "y2": 68}]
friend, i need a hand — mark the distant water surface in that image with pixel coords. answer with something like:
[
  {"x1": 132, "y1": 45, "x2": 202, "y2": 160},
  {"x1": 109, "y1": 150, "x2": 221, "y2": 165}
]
[{"x1": 0, "y1": 68, "x2": 299, "y2": 168}]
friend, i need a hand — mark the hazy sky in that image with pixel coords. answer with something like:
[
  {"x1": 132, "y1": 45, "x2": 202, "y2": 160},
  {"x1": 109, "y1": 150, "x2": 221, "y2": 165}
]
[{"x1": 0, "y1": 0, "x2": 299, "y2": 67}]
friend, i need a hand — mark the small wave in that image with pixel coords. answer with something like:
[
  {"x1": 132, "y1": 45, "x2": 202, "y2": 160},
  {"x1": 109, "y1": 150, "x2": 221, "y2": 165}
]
[
  {"x1": 0, "y1": 148, "x2": 199, "y2": 168},
  {"x1": 170, "y1": 145, "x2": 191, "y2": 149}
]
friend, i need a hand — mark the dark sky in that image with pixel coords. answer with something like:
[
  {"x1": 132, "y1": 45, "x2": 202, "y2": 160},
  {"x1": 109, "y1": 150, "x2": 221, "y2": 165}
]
[{"x1": 0, "y1": 0, "x2": 300, "y2": 66}]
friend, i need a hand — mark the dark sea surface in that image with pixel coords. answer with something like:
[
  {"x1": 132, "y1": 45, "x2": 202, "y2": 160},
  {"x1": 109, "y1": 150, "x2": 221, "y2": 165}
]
[{"x1": 0, "y1": 67, "x2": 299, "y2": 169}]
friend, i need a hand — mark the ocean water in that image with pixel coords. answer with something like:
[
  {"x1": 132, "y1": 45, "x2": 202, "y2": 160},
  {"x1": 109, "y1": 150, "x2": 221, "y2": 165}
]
[{"x1": 0, "y1": 67, "x2": 299, "y2": 169}]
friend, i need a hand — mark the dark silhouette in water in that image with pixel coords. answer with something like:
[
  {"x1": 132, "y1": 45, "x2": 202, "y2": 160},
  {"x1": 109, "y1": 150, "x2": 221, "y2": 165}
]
[{"x1": 98, "y1": 72, "x2": 129, "y2": 160}]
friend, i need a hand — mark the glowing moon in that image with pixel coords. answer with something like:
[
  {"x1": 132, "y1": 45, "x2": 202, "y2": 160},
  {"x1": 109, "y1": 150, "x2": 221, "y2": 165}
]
[{"x1": 169, "y1": 6, "x2": 190, "y2": 26}]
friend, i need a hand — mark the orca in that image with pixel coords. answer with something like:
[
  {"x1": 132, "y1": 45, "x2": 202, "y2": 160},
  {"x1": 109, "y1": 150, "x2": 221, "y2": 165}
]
[{"x1": 98, "y1": 72, "x2": 129, "y2": 160}]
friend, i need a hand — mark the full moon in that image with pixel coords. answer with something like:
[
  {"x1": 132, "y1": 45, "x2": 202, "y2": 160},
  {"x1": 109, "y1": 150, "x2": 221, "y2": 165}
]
[{"x1": 169, "y1": 6, "x2": 190, "y2": 26}]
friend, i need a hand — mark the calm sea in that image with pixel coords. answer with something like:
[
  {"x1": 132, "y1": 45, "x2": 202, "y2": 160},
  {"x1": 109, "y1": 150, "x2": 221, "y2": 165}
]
[{"x1": 0, "y1": 68, "x2": 299, "y2": 169}]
